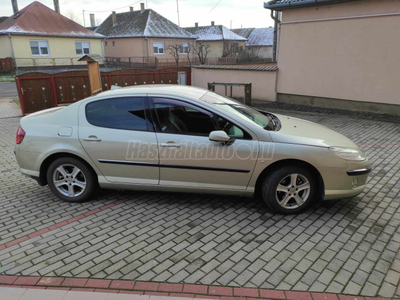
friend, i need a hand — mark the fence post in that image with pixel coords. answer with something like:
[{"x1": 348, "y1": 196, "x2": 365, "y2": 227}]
[
  {"x1": 108, "y1": 74, "x2": 112, "y2": 89},
  {"x1": 15, "y1": 77, "x2": 26, "y2": 116},
  {"x1": 154, "y1": 72, "x2": 157, "y2": 84},
  {"x1": 129, "y1": 57, "x2": 131, "y2": 68},
  {"x1": 245, "y1": 83, "x2": 251, "y2": 106},
  {"x1": 49, "y1": 76, "x2": 58, "y2": 107}
]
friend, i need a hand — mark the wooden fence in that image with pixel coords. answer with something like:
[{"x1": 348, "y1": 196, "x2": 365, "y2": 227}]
[
  {"x1": 15, "y1": 68, "x2": 191, "y2": 115},
  {"x1": 0, "y1": 58, "x2": 14, "y2": 72}
]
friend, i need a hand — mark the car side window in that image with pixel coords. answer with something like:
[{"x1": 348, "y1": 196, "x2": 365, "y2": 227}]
[
  {"x1": 216, "y1": 115, "x2": 252, "y2": 140},
  {"x1": 86, "y1": 97, "x2": 150, "y2": 131},
  {"x1": 152, "y1": 98, "x2": 216, "y2": 136}
]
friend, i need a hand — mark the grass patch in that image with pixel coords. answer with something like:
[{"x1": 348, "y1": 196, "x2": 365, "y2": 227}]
[
  {"x1": 13, "y1": 99, "x2": 21, "y2": 108},
  {"x1": 0, "y1": 75, "x2": 15, "y2": 82}
]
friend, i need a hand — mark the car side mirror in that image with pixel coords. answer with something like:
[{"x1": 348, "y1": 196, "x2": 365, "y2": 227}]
[{"x1": 209, "y1": 130, "x2": 235, "y2": 145}]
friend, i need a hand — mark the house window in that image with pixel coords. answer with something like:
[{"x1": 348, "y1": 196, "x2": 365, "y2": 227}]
[
  {"x1": 112, "y1": 41, "x2": 115, "y2": 47},
  {"x1": 30, "y1": 40, "x2": 49, "y2": 56},
  {"x1": 75, "y1": 41, "x2": 90, "y2": 55},
  {"x1": 153, "y1": 42, "x2": 164, "y2": 54},
  {"x1": 180, "y1": 43, "x2": 189, "y2": 54},
  {"x1": 105, "y1": 41, "x2": 108, "y2": 47}
]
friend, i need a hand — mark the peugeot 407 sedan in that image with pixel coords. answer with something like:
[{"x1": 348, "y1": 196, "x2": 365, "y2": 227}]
[{"x1": 14, "y1": 85, "x2": 371, "y2": 214}]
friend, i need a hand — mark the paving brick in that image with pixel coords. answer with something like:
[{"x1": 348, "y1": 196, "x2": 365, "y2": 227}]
[
  {"x1": 259, "y1": 289, "x2": 286, "y2": 299},
  {"x1": 158, "y1": 283, "x2": 183, "y2": 292},
  {"x1": 233, "y1": 287, "x2": 258, "y2": 297},
  {"x1": 208, "y1": 286, "x2": 233, "y2": 296},
  {"x1": 13, "y1": 276, "x2": 40, "y2": 286},
  {"x1": 36, "y1": 277, "x2": 64, "y2": 286},
  {"x1": 183, "y1": 284, "x2": 208, "y2": 294},
  {"x1": 61, "y1": 278, "x2": 88, "y2": 287},
  {"x1": 135, "y1": 281, "x2": 159, "y2": 291},
  {"x1": 109, "y1": 280, "x2": 135, "y2": 290}
]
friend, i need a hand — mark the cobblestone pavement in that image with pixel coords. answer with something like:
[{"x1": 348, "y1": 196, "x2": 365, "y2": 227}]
[
  {"x1": 0, "y1": 100, "x2": 21, "y2": 118},
  {"x1": 0, "y1": 109, "x2": 399, "y2": 298}
]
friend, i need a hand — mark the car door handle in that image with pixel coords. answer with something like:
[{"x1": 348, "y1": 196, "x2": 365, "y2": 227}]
[
  {"x1": 160, "y1": 143, "x2": 181, "y2": 148},
  {"x1": 83, "y1": 135, "x2": 102, "y2": 142}
]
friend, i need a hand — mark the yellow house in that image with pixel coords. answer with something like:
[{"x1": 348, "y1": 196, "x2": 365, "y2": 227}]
[
  {"x1": 184, "y1": 23, "x2": 247, "y2": 63},
  {"x1": 0, "y1": 1, "x2": 104, "y2": 69}
]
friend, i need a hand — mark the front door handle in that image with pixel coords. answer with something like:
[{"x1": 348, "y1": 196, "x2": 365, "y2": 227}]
[
  {"x1": 83, "y1": 135, "x2": 102, "y2": 142},
  {"x1": 160, "y1": 142, "x2": 181, "y2": 148}
]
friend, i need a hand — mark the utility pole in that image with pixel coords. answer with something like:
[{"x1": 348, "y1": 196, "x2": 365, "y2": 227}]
[
  {"x1": 176, "y1": 0, "x2": 180, "y2": 26},
  {"x1": 82, "y1": 9, "x2": 85, "y2": 27}
]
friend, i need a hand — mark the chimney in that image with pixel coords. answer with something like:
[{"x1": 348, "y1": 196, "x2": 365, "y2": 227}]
[
  {"x1": 140, "y1": 3, "x2": 145, "y2": 12},
  {"x1": 130, "y1": 6, "x2": 134, "y2": 12},
  {"x1": 11, "y1": 0, "x2": 18, "y2": 14},
  {"x1": 211, "y1": 21, "x2": 215, "y2": 26},
  {"x1": 90, "y1": 13, "x2": 95, "y2": 27},
  {"x1": 195, "y1": 22, "x2": 198, "y2": 28},
  {"x1": 53, "y1": 0, "x2": 60, "y2": 13},
  {"x1": 112, "y1": 11, "x2": 116, "y2": 25}
]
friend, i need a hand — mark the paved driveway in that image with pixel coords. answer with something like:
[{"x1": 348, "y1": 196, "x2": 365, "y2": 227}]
[{"x1": 0, "y1": 109, "x2": 399, "y2": 298}]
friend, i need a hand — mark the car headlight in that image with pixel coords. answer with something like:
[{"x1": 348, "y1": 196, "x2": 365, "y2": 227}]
[{"x1": 329, "y1": 147, "x2": 366, "y2": 161}]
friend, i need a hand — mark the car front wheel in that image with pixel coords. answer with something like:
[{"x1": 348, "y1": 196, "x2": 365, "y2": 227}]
[
  {"x1": 47, "y1": 157, "x2": 95, "y2": 203},
  {"x1": 262, "y1": 165, "x2": 316, "y2": 214}
]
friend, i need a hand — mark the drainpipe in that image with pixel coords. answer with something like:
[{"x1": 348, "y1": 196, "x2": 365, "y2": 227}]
[
  {"x1": 145, "y1": 37, "x2": 150, "y2": 57},
  {"x1": 8, "y1": 34, "x2": 18, "y2": 71},
  {"x1": 270, "y1": 9, "x2": 280, "y2": 63}
]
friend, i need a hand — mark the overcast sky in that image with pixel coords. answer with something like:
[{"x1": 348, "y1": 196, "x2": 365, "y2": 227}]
[{"x1": 0, "y1": 0, "x2": 275, "y2": 29}]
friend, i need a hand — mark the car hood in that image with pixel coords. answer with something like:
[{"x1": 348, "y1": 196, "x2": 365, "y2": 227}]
[{"x1": 268, "y1": 114, "x2": 358, "y2": 148}]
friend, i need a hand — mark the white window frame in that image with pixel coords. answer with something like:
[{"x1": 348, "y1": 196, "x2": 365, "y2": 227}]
[
  {"x1": 75, "y1": 41, "x2": 91, "y2": 55},
  {"x1": 180, "y1": 43, "x2": 189, "y2": 54},
  {"x1": 30, "y1": 40, "x2": 49, "y2": 56},
  {"x1": 153, "y1": 42, "x2": 165, "y2": 55}
]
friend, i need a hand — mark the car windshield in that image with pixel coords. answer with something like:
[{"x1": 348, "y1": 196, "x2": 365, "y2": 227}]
[{"x1": 200, "y1": 92, "x2": 274, "y2": 130}]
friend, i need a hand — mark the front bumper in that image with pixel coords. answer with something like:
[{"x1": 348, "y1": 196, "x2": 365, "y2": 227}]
[{"x1": 321, "y1": 160, "x2": 371, "y2": 200}]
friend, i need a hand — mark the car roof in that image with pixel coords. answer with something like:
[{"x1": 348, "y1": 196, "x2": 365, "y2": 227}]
[{"x1": 92, "y1": 85, "x2": 209, "y2": 101}]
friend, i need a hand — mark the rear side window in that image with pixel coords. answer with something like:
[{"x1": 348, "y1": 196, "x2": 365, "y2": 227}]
[{"x1": 86, "y1": 97, "x2": 149, "y2": 131}]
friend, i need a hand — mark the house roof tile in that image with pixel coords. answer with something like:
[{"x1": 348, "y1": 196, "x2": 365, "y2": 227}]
[
  {"x1": 0, "y1": 1, "x2": 103, "y2": 38},
  {"x1": 264, "y1": 0, "x2": 359, "y2": 11},
  {"x1": 232, "y1": 28, "x2": 274, "y2": 47},
  {"x1": 184, "y1": 25, "x2": 247, "y2": 42},
  {"x1": 95, "y1": 9, "x2": 196, "y2": 39}
]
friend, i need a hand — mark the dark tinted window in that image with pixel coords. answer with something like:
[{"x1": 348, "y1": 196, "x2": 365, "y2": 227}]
[
  {"x1": 153, "y1": 98, "x2": 216, "y2": 136},
  {"x1": 86, "y1": 97, "x2": 149, "y2": 131}
]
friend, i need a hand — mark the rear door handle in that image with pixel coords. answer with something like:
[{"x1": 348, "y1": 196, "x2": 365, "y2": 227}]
[
  {"x1": 83, "y1": 135, "x2": 102, "y2": 142},
  {"x1": 160, "y1": 143, "x2": 181, "y2": 148}
]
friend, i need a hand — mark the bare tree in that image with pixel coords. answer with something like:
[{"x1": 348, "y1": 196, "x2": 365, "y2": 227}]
[
  {"x1": 192, "y1": 43, "x2": 211, "y2": 65},
  {"x1": 186, "y1": 43, "x2": 193, "y2": 66},
  {"x1": 167, "y1": 44, "x2": 181, "y2": 67}
]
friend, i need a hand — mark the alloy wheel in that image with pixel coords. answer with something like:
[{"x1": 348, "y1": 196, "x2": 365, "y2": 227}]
[
  {"x1": 52, "y1": 164, "x2": 87, "y2": 197},
  {"x1": 275, "y1": 173, "x2": 311, "y2": 209}
]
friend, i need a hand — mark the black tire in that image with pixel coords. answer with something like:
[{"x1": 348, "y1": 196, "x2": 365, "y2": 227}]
[
  {"x1": 46, "y1": 157, "x2": 96, "y2": 203},
  {"x1": 261, "y1": 165, "x2": 317, "y2": 214}
]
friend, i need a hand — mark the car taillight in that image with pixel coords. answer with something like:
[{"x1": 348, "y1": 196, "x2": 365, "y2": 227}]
[{"x1": 16, "y1": 126, "x2": 26, "y2": 144}]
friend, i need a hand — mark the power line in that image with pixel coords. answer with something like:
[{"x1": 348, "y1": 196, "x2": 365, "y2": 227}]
[{"x1": 207, "y1": 0, "x2": 222, "y2": 14}]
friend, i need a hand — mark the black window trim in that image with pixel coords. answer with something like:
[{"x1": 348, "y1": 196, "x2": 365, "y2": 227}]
[
  {"x1": 148, "y1": 96, "x2": 253, "y2": 140},
  {"x1": 85, "y1": 96, "x2": 154, "y2": 132}
]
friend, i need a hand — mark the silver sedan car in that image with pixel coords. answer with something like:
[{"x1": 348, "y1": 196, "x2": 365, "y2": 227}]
[{"x1": 14, "y1": 85, "x2": 371, "y2": 214}]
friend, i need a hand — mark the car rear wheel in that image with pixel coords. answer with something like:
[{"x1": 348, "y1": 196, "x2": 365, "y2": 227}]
[
  {"x1": 47, "y1": 157, "x2": 95, "y2": 203},
  {"x1": 262, "y1": 165, "x2": 316, "y2": 214}
]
